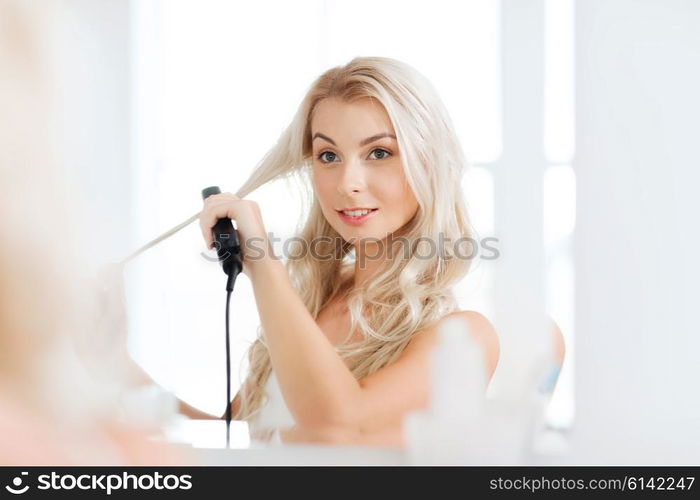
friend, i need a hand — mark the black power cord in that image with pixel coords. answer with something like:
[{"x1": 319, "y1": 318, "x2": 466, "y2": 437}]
[
  {"x1": 224, "y1": 285, "x2": 233, "y2": 447},
  {"x1": 224, "y1": 232, "x2": 239, "y2": 448},
  {"x1": 202, "y1": 186, "x2": 243, "y2": 449}
]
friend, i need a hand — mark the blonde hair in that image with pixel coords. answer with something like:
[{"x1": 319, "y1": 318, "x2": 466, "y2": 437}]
[{"x1": 232, "y1": 56, "x2": 475, "y2": 427}]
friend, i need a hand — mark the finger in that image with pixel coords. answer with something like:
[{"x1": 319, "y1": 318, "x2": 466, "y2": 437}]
[
  {"x1": 199, "y1": 212, "x2": 217, "y2": 249},
  {"x1": 219, "y1": 192, "x2": 240, "y2": 200},
  {"x1": 203, "y1": 192, "x2": 239, "y2": 204},
  {"x1": 200, "y1": 198, "x2": 230, "y2": 248},
  {"x1": 198, "y1": 215, "x2": 213, "y2": 249},
  {"x1": 200, "y1": 200, "x2": 240, "y2": 248}
]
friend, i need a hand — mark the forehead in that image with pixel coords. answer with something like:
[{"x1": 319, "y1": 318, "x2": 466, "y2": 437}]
[{"x1": 311, "y1": 97, "x2": 394, "y2": 137}]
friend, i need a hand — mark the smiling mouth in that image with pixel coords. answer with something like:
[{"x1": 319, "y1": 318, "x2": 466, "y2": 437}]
[
  {"x1": 335, "y1": 208, "x2": 379, "y2": 226},
  {"x1": 336, "y1": 208, "x2": 379, "y2": 216}
]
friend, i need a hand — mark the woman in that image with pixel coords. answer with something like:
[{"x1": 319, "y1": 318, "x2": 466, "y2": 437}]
[{"x1": 192, "y1": 57, "x2": 503, "y2": 447}]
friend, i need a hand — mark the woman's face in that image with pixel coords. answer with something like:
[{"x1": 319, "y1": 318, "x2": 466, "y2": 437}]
[{"x1": 311, "y1": 97, "x2": 419, "y2": 246}]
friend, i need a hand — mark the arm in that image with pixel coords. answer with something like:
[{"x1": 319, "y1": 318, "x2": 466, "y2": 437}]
[
  {"x1": 199, "y1": 194, "x2": 496, "y2": 433},
  {"x1": 250, "y1": 251, "x2": 500, "y2": 433},
  {"x1": 177, "y1": 400, "x2": 220, "y2": 420},
  {"x1": 277, "y1": 310, "x2": 500, "y2": 445},
  {"x1": 199, "y1": 193, "x2": 362, "y2": 429},
  {"x1": 248, "y1": 254, "x2": 363, "y2": 428}
]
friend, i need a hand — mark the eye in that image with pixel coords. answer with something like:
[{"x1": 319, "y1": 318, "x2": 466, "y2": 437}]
[
  {"x1": 369, "y1": 148, "x2": 392, "y2": 160},
  {"x1": 317, "y1": 151, "x2": 338, "y2": 163},
  {"x1": 316, "y1": 148, "x2": 393, "y2": 164}
]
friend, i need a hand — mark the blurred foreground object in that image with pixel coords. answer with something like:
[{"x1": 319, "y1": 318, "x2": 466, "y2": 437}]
[
  {"x1": 403, "y1": 316, "x2": 558, "y2": 465},
  {"x1": 0, "y1": 0, "x2": 190, "y2": 465}
]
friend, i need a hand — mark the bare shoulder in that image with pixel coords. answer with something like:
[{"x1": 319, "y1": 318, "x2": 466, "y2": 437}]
[
  {"x1": 355, "y1": 310, "x2": 501, "y2": 431},
  {"x1": 405, "y1": 310, "x2": 501, "y2": 381},
  {"x1": 451, "y1": 310, "x2": 501, "y2": 380}
]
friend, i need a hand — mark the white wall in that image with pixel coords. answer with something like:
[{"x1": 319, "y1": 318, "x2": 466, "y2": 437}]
[{"x1": 572, "y1": 0, "x2": 700, "y2": 463}]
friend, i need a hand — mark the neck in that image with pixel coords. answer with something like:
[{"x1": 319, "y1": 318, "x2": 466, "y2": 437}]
[
  {"x1": 347, "y1": 216, "x2": 416, "y2": 289},
  {"x1": 352, "y1": 239, "x2": 389, "y2": 288}
]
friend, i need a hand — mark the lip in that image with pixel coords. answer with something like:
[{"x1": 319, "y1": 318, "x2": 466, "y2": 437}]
[{"x1": 336, "y1": 208, "x2": 379, "y2": 226}]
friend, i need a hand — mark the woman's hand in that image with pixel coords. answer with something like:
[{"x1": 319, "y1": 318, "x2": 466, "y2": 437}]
[{"x1": 198, "y1": 192, "x2": 272, "y2": 278}]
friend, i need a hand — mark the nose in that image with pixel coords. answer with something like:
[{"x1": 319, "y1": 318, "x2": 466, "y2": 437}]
[{"x1": 336, "y1": 159, "x2": 366, "y2": 196}]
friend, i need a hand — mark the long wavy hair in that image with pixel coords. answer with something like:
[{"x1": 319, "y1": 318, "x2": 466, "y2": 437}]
[{"x1": 231, "y1": 56, "x2": 475, "y2": 429}]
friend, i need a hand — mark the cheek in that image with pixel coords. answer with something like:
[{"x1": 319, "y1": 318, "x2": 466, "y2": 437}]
[
  {"x1": 393, "y1": 192, "x2": 418, "y2": 222},
  {"x1": 404, "y1": 184, "x2": 419, "y2": 214},
  {"x1": 312, "y1": 170, "x2": 333, "y2": 203},
  {"x1": 376, "y1": 173, "x2": 418, "y2": 218},
  {"x1": 312, "y1": 170, "x2": 340, "y2": 221}
]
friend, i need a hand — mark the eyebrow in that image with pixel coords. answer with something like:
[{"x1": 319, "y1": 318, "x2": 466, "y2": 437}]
[{"x1": 312, "y1": 132, "x2": 397, "y2": 147}]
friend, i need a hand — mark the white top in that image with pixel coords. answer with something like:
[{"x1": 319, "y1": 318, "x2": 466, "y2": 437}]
[{"x1": 247, "y1": 371, "x2": 295, "y2": 445}]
